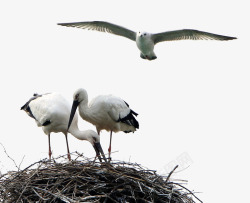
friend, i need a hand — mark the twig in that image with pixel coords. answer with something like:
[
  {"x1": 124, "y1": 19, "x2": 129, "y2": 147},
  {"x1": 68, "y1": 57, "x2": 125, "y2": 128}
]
[
  {"x1": 0, "y1": 143, "x2": 19, "y2": 170},
  {"x1": 166, "y1": 165, "x2": 178, "y2": 183},
  {"x1": 79, "y1": 195, "x2": 106, "y2": 201},
  {"x1": 18, "y1": 155, "x2": 25, "y2": 171},
  {"x1": 32, "y1": 188, "x2": 49, "y2": 201},
  {"x1": 137, "y1": 181, "x2": 144, "y2": 193},
  {"x1": 4, "y1": 158, "x2": 47, "y2": 185},
  {"x1": 171, "y1": 182, "x2": 203, "y2": 203},
  {"x1": 34, "y1": 187, "x2": 76, "y2": 203}
]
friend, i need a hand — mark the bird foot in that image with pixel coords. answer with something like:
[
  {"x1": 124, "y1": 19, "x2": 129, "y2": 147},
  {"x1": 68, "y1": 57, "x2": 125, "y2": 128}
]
[{"x1": 107, "y1": 156, "x2": 112, "y2": 163}]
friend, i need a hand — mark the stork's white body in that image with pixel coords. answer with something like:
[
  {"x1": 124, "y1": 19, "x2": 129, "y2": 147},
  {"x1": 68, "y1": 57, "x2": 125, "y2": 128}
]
[
  {"x1": 27, "y1": 93, "x2": 95, "y2": 139},
  {"x1": 21, "y1": 93, "x2": 105, "y2": 161},
  {"x1": 29, "y1": 93, "x2": 76, "y2": 135},
  {"x1": 79, "y1": 94, "x2": 136, "y2": 134}
]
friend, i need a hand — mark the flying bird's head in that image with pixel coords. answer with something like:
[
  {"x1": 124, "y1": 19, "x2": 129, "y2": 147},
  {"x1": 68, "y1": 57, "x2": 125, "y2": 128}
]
[{"x1": 137, "y1": 31, "x2": 150, "y2": 38}]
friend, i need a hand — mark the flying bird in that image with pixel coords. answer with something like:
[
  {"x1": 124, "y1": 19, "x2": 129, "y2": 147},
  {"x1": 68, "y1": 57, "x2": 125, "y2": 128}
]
[
  {"x1": 21, "y1": 93, "x2": 107, "y2": 162},
  {"x1": 58, "y1": 21, "x2": 237, "y2": 60},
  {"x1": 67, "y1": 88, "x2": 139, "y2": 160}
]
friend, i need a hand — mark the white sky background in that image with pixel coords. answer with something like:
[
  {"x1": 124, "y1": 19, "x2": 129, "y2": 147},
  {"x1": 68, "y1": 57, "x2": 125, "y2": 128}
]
[{"x1": 0, "y1": 0, "x2": 249, "y2": 202}]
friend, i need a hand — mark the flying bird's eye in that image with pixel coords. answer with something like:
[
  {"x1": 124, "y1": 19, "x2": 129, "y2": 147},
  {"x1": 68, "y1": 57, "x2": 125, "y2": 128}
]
[{"x1": 144, "y1": 33, "x2": 146, "y2": 36}]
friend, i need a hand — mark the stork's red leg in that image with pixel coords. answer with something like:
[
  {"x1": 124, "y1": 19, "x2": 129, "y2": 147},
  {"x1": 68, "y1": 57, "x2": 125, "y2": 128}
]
[{"x1": 108, "y1": 131, "x2": 113, "y2": 161}]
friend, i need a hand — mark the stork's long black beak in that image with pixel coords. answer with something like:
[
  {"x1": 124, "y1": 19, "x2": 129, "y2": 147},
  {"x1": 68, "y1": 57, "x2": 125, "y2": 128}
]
[
  {"x1": 67, "y1": 100, "x2": 79, "y2": 131},
  {"x1": 93, "y1": 142, "x2": 107, "y2": 163}
]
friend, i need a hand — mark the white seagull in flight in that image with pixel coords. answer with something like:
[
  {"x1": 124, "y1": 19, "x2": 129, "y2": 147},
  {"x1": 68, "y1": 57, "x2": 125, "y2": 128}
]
[{"x1": 58, "y1": 21, "x2": 237, "y2": 60}]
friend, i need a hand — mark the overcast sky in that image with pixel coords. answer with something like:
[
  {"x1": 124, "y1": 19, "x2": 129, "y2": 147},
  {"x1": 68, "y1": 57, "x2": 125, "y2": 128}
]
[{"x1": 1, "y1": 0, "x2": 249, "y2": 202}]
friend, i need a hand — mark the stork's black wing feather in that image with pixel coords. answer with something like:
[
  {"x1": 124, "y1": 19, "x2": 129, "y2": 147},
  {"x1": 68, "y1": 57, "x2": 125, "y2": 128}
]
[{"x1": 118, "y1": 110, "x2": 139, "y2": 129}]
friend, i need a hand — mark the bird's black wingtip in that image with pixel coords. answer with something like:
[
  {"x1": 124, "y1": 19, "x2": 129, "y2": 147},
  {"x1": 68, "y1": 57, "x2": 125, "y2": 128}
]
[
  {"x1": 228, "y1": 36, "x2": 237, "y2": 40},
  {"x1": 57, "y1": 23, "x2": 68, "y2": 26},
  {"x1": 57, "y1": 22, "x2": 78, "y2": 26}
]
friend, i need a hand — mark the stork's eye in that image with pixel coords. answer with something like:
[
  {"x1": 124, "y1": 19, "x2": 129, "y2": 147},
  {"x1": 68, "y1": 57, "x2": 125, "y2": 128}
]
[{"x1": 144, "y1": 33, "x2": 146, "y2": 36}]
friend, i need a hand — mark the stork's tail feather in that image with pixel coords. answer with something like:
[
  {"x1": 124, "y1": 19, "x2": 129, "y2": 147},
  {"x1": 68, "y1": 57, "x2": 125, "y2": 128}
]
[
  {"x1": 131, "y1": 109, "x2": 138, "y2": 117},
  {"x1": 118, "y1": 110, "x2": 139, "y2": 129}
]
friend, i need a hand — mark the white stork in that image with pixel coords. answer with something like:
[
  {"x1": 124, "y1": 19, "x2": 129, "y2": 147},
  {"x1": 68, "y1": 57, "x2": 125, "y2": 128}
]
[
  {"x1": 67, "y1": 88, "x2": 139, "y2": 160},
  {"x1": 58, "y1": 21, "x2": 236, "y2": 60},
  {"x1": 21, "y1": 93, "x2": 107, "y2": 162}
]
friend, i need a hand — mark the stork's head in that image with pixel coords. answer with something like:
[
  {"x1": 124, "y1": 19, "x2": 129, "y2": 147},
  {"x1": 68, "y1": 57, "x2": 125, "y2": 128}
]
[
  {"x1": 68, "y1": 88, "x2": 88, "y2": 132},
  {"x1": 86, "y1": 130, "x2": 101, "y2": 145},
  {"x1": 86, "y1": 130, "x2": 107, "y2": 163},
  {"x1": 73, "y1": 88, "x2": 88, "y2": 104}
]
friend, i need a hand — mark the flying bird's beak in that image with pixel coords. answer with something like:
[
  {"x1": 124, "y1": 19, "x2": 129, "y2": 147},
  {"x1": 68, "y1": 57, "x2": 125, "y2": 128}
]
[
  {"x1": 93, "y1": 142, "x2": 107, "y2": 163},
  {"x1": 67, "y1": 100, "x2": 79, "y2": 131}
]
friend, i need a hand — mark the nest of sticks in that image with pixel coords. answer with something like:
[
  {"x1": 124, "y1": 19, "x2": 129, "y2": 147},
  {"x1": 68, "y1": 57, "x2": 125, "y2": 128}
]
[{"x1": 0, "y1": 153, "x2": 202, "y2": 203}]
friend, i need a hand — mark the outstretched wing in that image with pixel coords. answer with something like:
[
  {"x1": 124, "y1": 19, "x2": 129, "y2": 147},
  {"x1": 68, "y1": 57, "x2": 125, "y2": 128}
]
[
  {"x1": 152, "y1": 29, "x2": 236, "y2": 44},
  {"x1": 58, "y1": 21, "x2": 136, "y2": 41}
]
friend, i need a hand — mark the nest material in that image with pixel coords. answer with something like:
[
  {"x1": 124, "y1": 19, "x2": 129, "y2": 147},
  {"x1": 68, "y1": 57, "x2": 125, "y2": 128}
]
[{"x1": 0, "y1": 153, "x2": 201, "y2": 203}]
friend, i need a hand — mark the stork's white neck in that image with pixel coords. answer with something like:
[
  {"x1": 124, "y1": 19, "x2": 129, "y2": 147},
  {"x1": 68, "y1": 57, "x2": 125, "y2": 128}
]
[
  {"x1": 68, "y1": 124, "x2": 89, "y2": 141},
  {"x1": 78, "y1": 100, "x2": 94, "y2": 124}
]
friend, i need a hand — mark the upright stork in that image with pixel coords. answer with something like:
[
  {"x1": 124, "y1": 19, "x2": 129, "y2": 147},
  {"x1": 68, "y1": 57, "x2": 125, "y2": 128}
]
[{"x1": 68, "y1": 88, "x2": 139, "y2": 160}]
